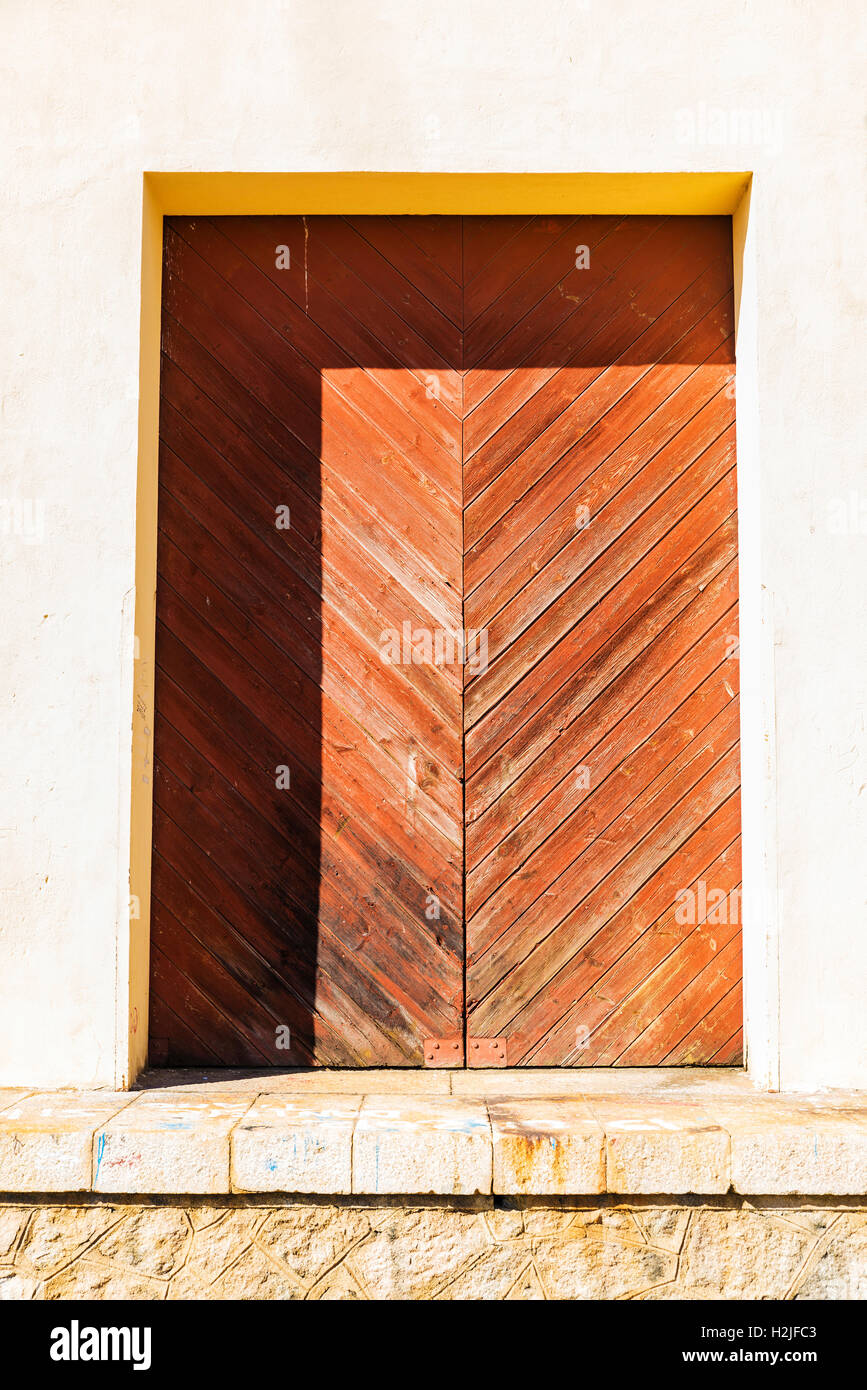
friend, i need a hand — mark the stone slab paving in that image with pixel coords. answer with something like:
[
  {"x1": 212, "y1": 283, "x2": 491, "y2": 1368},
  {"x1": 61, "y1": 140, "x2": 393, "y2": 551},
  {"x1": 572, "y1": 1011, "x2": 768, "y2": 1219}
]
[
  {"x1": 353, "y1": 1096, "x2": 492, "y2": 1195},
  {"x1": 0, "y1": 1092, "x2": 134, "y2": 1192},
  {"x1": 232, "y1": 1096, "x2": 361, "y2": 1194},
  {"x1": 136, "y1": 1065, "x2": 752, "y2": 1098},
  {"x1": 488, "y1": 1100, "x2": 605, "y2": 1194},
  {"x1": 0, "y1": 1091, "x2": 34, "y2": 1114},
  {"x1": 93, "y1": 1093, "x2": 256, "y2": 1195},
  {"x1": 0, "y1": 1073, "x2": 865, "y2": 1196},
  {"x1": 450, "y1": 1066, "x2": 757, "y2": 1099},
  {"x1": 585, "y1": 1098, "x2": 731, "y2": 1194},
  {"x1": 135, "y1": 1068, "x2": 453, "y2": 1095},
  {"x1": 708, "y1": 1099, "x2": 867, "y2": 1196}
]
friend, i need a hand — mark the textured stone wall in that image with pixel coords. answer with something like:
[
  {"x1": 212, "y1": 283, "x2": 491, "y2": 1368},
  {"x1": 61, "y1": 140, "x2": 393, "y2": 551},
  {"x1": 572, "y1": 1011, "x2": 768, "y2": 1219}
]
[{"x1": 1, "y1": 1196, "x2": 865, "y2": 1300}]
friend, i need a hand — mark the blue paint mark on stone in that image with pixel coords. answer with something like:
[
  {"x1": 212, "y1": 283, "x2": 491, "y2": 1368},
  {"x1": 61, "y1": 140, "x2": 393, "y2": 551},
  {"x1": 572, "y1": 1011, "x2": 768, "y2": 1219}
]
[{"x1": 95, "y1": 1132, "x2": 106, "y2": 1176}]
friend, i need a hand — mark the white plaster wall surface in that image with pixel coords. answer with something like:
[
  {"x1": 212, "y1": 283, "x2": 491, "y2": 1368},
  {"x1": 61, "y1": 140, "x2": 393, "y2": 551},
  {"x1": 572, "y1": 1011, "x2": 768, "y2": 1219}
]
[{"x1": 0, "y1": 1, "x2": 864, "y2": 1088}]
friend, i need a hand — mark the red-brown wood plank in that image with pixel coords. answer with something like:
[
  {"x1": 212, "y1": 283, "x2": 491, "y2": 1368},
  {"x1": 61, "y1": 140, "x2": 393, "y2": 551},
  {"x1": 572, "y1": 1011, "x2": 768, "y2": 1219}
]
[
  {"x1": 520, "y1": 829, "x2": 742, "y2": 1064},
  {"x1": 464, "y1": 218, "x2": 732, "y2": 503},
  {"x1": 466, "y1": 497, "x2": 739, "y2": 785}
]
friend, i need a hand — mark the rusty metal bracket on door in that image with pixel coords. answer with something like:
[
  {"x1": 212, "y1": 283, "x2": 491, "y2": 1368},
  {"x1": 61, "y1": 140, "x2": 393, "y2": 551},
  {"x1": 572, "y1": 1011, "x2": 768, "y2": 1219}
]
[
  {"x1": 423, "y1": 1036, "x2": 508, "y2": 1067},
  {"x1": 466, "y1": 1036, "x2": 508, "y2": 1067},
  {"x1": 423, "y1": 1037, "x2": 465, "y2": 1066}
]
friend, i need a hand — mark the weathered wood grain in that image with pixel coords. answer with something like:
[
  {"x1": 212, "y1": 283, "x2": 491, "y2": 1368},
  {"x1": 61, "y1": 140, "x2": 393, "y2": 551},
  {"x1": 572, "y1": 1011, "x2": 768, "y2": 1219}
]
[
  {"x1": 152, "y1": 215, "x2": 465, "y2": 1065},
  {"x1": 464, "y1": 216, "x2": 740, "y2": 1065},
  {"x1": 152, "y1": 214, "x2": 741, "y2": 1067}
]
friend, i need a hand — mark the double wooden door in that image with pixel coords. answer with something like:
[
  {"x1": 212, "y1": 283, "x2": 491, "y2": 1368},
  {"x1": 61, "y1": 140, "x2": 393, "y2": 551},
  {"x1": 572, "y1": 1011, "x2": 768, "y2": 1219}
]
[{"x1": 150, "y1": 213, "x2": 741, "y2": 1067}]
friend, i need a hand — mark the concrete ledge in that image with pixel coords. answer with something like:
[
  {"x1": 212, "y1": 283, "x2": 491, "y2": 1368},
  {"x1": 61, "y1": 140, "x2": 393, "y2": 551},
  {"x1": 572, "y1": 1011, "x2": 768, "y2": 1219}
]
[
  {"x1": 93, "y1": 1094, "x2": 253, "y2": 1195},
  {"x1": 0, "y1": 1093, "x2": 136, "y2": 1192},
  {"x1": 589, "y1": 1098, "x2": 730, "y2": 1194},
  {"x1": 353, "y1": 1097, "x2": 491, "y2": 1195},
  {"x1": 489, "y1": 1099, "x2": 605, "y2": 1194},
  {"x1": 0, "y1": 1074, "x2": 865, "y2": 1198},
  {"x1": 233, "y1": 1096, "x2": 360, "y2": 1195}
]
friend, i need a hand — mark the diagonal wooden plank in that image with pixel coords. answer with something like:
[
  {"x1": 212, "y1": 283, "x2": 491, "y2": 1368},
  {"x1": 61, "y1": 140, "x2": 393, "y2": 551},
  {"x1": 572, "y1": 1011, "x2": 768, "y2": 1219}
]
[
  {"x1": 462, "y1": 215, "x2": 660, "y2": 410},
  {"x1": 465, "y1": 328, "x2": 734, "y2": 603},
  {"x1": 346, "y1": 215, "x2": 463, "y2": 327},
  {"x1": 159, "y1": 372, "x2": 462, "y2": 671},
  {"x1": 468, "y1": 699, "x2": 741, "y2": 990},
  {"x1": 468, "y1": 601, "x2": 739, "y2": 875},
  {"x1": 466, "y1": 476, "x2": 738, "y2": 762},
  {"x1": 470, "y1": 422, "x2": 736, "y2": 678},
  {"x1": 468, "y1": 657, "x2": 739, "y2": 914},
  {"x1": 168, "y1": 219, "x2": 466, "y2": 480},
  {"x1": 393, "y1": 215, "x2": 463, "y2": 285},
  {"x1": 465, "y1": 248, "x2": 734, "y2": 531},
  {"x1": 153, "y1": 213, "x2": 740, "y2": 1068},
  {"x1": 214, "y1": 214, "x2": 465, "y2": 414},
  {"x1": 464, "y1": 212, "x2": 738, "y2": 1067},
  {"x1": 316, "y1": 215, "x2": 463, "y2": 362},
  {"x1": 708, "y1": 1025, "x2": 744, "y2": 1066},
  {"x1": 161, "y1": 286, "x2": 462, "y2": 564},
  {"x1": 462, "y1": 214, "x2": 536, "y2": 284},
  {"x1": 463, "y1": 216, "x2": 732, "y2": 497},
  {"x1": 149, "y1": 987, "x2": 222, "y2": 1067},
  {"x1": 600, "y1": 927, "x2": 742, "y2": 1066},
  {"x1": 151, "y1": 806, "x2": 407, "y2": 1066},
  {"x1": 153, "y1": 214, "x2": 465, "y2": 1065},
  {"x1": 155, "y1": 588, "x2": 463, "y2": 955},
  {"x1": 158, "y1": 478, "x2": 461, "y2": 845},
  {"x1": 517, "y1": 830, "x2": 742, "y2": 1065},
  {"x1": 155, "y1": 719, "x2": 459, "y2": 1051},
  {"x1": 468, "y1": 749, "x2": 741, "y2": 1040},
  {"x1": 463, "y1": 214, "x2": 583, "y2": 329}
]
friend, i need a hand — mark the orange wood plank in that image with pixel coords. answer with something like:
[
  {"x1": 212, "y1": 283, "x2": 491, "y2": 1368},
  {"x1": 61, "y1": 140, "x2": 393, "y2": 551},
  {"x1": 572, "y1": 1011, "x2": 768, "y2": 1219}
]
[{"x1": 464, "y1": 214, "x2": 739, "y2": 1065}]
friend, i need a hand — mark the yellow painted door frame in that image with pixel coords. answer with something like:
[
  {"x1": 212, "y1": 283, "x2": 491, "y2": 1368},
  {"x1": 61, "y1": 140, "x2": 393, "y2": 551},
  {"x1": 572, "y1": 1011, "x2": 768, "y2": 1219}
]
[{"x1": 126, "y1": 171, "x2": 752, "y2": 1085}]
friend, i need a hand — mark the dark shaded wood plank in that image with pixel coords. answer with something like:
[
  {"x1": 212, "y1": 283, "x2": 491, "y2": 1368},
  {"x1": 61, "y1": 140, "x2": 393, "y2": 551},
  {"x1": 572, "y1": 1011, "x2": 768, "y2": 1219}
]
[{"x1": 152, "y1": 215, "x2": 464, "y2": 1065}]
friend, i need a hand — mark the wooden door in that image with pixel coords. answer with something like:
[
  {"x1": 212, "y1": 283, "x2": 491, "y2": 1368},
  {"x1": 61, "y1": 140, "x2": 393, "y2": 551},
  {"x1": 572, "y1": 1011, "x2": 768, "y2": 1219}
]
[
  {"x1": 150, "y1": 214, "x2": 741, "y2": 1067},
  {"x1": 463, "y1": 215, "x2": 741, "y2": 1065},
  {"x1": 151, "y1": 214, "x2": 464, "y2": 1065}
]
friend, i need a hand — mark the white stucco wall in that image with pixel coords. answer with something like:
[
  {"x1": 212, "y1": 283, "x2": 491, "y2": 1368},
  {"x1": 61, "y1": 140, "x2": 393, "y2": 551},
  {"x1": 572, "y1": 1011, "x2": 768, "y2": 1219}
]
[{"x1": 1, "y1": 0, "x2": 864, "y2": 1089}]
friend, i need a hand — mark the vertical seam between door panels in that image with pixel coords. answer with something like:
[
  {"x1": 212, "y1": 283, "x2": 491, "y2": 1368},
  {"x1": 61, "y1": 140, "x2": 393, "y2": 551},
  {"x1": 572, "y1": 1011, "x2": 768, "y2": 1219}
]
[{"x1": 461, "y1": 215, "x2": 468, "y2": 1064}]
